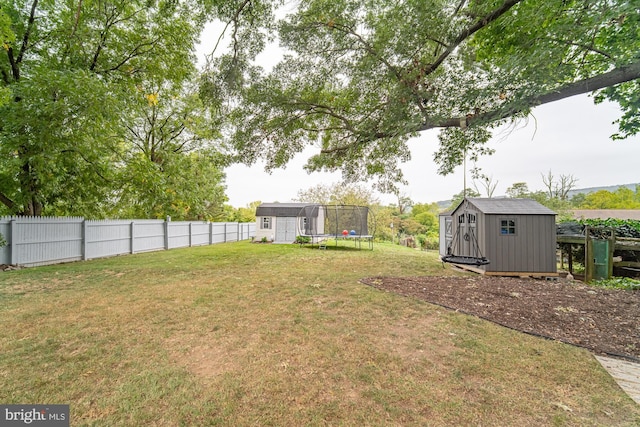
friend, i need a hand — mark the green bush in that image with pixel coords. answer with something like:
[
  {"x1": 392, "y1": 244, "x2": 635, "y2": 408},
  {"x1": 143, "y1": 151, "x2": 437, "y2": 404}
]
[
  {"x1": 417, "y1": 234, "x2": 439, "y2": 250},
  {"x1": 589, "y1": 277, "x2": 640, "y2": 290},
  {"x1": 295, "y1": 235, "x2": 311, "y2": 244},
  {"x1": 579, "y1": 218, "x2": 640, "y2": 238}
]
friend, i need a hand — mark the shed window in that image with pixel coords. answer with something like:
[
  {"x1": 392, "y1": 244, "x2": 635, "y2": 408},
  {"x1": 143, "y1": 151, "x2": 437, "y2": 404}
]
[
  {"x1": 261, "y1": 217, "x2": 272, "y2": 229},
  {"x1": 458, "y1": 214, "x2": 465, "y2": 224},
  {"x1": 467, "y1": 213, "x2": 476, "y2": 224},
  {"x1": 500, "y1": 219, "x2": 516, "y2": 235}
]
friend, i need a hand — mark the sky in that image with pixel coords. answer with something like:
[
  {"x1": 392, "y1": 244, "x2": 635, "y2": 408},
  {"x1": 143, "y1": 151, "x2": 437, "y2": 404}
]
[{"x1": 197, "y1": 25, "x2": 640, "y2": 208}]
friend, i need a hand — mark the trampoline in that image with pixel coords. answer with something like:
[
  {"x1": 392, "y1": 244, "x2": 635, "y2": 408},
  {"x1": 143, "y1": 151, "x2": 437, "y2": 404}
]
[{"x1": 296, "y1": 204, "x2": 375, "y2": 250}]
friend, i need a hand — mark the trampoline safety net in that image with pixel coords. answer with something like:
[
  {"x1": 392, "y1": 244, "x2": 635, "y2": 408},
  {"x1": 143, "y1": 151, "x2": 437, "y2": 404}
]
[{"x1": 296, "y1": 205, "x2": 373, "y2": 240}]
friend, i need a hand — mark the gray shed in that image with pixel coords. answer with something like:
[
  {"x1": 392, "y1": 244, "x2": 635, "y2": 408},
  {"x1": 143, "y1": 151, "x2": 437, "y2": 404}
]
[
  {"x1": 255, "y1": 203, "x2": 324, "y2": 243},
  {"x1": 440, "y1": 198, "x2": 557, "y2": 276}
]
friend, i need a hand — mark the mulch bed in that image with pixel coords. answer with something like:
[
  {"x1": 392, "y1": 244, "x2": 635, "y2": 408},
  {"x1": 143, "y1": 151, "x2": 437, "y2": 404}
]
[{"x1": 360, "y1": 275, "x2": 640, "y2": 361}]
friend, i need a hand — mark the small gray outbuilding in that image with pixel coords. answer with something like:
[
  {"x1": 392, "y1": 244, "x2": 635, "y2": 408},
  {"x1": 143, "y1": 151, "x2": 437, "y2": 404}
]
[
  {"x1": 255, "y1": 203, "x2": 325, "y2": 243},
  {"x1": 440, "y1": 198, "x2": 558, "y2": 276}
]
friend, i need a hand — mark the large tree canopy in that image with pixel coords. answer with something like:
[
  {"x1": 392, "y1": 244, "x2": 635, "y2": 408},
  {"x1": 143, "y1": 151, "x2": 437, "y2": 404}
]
[
  {"x1": 0, "y1": 0, "x2": 249, "y2": 217},
  {"x1": 0, "y1": 0, "x2": 203, "y2": 216},
  {"x1": 2, "y1": 0, "x2": 638, "y2": 215},
  {"x1": 216, "y1": 0, "x2": 639, "y2": 192}
]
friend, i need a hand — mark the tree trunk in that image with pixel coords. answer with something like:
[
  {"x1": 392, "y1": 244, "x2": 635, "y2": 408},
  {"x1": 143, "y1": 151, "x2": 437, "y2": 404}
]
[{"x1": 18, "y1": 156, "x2": 43, "y2": 216}]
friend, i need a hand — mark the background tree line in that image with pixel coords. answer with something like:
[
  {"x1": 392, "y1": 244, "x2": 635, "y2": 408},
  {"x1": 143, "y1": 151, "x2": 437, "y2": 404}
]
[{"x1": 277, "y1": 177, "x2": 640, "y2": 248}]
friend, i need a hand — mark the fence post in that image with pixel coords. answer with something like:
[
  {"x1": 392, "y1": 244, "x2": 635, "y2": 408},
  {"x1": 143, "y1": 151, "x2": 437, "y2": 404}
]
[
  {"x1": 224, "y1": 223, "x2": 227, "y2": 243},
  {"x1": 130, "y1": 221, "x2": 135, "y2": 254},
  {"x1": 189, "y1": 222, "x2": 193, "y2": 247},
  {"x1": 237, "y1": 223, "x2": 240, "y2": 242},
  {"x1": 164, "y1": 216, "x2": 170, "y2": 250},
  {"x1": 209, "y1": 222, "x2": 213, "y2": 245},
  {"x1": 82, "y1": 220, "x2": 87, "y2": 261},
  {"x1": 10, "y1": 218, "x2": 17, "y2": 265}
]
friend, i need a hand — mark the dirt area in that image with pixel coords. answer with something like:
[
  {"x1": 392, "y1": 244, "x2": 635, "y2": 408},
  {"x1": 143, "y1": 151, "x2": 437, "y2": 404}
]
[{"x1": 360, "y1": 275, "x2": 640, "y2": 361}]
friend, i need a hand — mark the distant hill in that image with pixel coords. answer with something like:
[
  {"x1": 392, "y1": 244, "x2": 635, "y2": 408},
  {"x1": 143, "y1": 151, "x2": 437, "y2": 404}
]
[
  {"x1": 566, "y1": 183, "x2": 639, "y2": 197},
  {"x1": 435, "y1": 183, "x2": 640, "y2": 209}
]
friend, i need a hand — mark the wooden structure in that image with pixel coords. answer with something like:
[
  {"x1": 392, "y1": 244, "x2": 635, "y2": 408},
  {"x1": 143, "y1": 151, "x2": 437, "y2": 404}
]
[
  {"x1": 557, "y1": 228, "x2": 640, "y2": 280},
  {"x1": 440, "y1": 198, "x2": 558, "y2": 276}
]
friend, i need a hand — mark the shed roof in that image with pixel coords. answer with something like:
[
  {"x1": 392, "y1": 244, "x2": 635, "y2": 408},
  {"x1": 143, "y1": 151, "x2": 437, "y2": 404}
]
[
  {"x1": 454, "y1": 198, "x2": 556, "y2": 215},
  {"x1": 256, "y1": 203, "x2": 321, "y2": 217}
]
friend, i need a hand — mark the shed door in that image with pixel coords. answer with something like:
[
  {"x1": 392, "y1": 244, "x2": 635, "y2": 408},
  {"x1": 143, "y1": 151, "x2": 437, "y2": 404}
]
[
  {"x1": 275, "y1": 217, "x2": 297, "y2": 243},
  {"x1": 457, "y1": 212, "x2": 478, "y2": 257},
  {"x1": 440, "y1": 217, "x2": 453, "y2": 256}
]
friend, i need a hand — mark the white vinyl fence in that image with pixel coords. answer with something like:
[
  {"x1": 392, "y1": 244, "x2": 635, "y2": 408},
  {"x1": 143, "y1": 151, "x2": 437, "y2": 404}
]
[{"x1": 0, "y1": 217, "x2": 255, "y2": 267}]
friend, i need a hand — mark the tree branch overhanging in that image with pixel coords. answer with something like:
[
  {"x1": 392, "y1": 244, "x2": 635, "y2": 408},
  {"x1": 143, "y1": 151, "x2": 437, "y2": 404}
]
[
  {"x1": 16, "y1": 0, "x2": 39, "y2": 66},
  {"x1": 425, "y1": 59, "x2": 640, "y2": 131},
  {"x1": 98, "y1": 37, "x2": 160, "y2": 74},
  {"x1": 206, "y1": 0, "x2": 252, "y2": 67},
  {"x1": 319, "y1": 60, "x2": 640, "y2": 156},
  {"x1": 427, "y1": 0, "x2": 523, "y2": 74},
  {"x1": 0, "y1": 192, "x2": 17, "y2": 212}
]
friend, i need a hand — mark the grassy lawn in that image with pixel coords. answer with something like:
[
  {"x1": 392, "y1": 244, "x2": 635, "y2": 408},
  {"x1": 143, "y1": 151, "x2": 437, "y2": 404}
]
[{"x1": 1, "y1": 241, "x2": 638, "y2": 426}]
